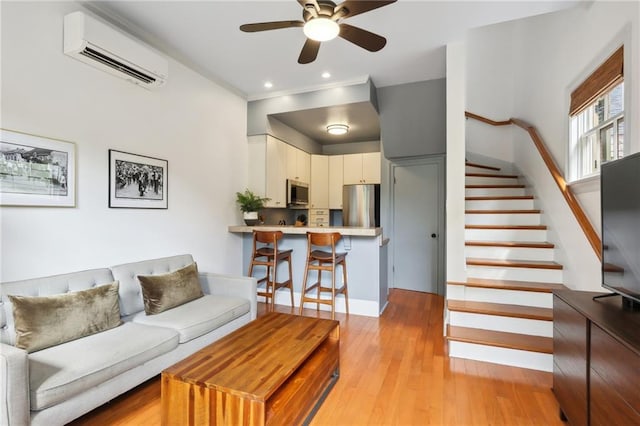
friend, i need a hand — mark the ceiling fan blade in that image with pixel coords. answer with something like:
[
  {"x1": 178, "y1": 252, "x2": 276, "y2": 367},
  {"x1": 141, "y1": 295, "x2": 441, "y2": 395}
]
[
  {"x1": 298, "y1": 39, "x2": 321, "y2": 64},
  {"x1": 334, "y1": 0, "x2": 396, "y2": 19},
  {"x1": 338, "y1": 23, "x2": 386, "y2": 52},
  {"x1": 240, "y1": 21, "x2": 304, "y2": 32}
]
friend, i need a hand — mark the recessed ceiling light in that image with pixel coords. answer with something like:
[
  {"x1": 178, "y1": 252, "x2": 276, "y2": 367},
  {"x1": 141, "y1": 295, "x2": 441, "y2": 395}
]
[
  {"x1": 322, "y1": 72, "x2": 331, "y2": 79},
  {"x1": 264, "y1": 81, "x2": 273, "y2": 89},
  {"x1": 327, "y1": 124, "x2": 349, "y2": 135}
]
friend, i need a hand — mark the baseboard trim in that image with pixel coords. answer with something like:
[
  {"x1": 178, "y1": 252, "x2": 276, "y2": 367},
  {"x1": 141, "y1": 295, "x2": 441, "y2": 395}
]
[{"x1": 271, "y1": 291, "x2": 381, "y2": 317}]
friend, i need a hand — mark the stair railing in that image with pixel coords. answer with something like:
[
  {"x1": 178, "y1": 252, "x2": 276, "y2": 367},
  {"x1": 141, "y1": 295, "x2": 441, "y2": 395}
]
[{"x1": 465, "y1": 111, "x2": 602, "y2": 261}]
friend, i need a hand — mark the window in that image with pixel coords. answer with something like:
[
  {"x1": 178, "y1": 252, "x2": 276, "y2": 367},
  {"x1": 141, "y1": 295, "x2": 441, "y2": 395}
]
[{"x1": 569, "y1": 46, "x2": 625, "y2": 181}]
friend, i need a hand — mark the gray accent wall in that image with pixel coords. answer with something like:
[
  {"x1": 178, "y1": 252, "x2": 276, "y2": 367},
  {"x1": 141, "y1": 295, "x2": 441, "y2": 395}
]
[
  {"x1": 247, "y1": 79, "x2": 378, "y2": 136},
  {"x1": 267, "y1": 116, "x2": 322, "y2": 154},
  {"x1": 322, "y1": 141, "x2": 381, "y2": 155},
  {"x1": 378, "y1": 78, "x2": 446, "y2": 158}
]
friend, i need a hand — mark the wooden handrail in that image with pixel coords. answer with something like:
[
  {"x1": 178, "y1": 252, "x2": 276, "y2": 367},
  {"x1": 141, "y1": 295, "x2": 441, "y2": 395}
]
[
  {"x1": 464, "y1": 112, "x2": 512, "y2": 126},
  {"x1": 465, "y1": 111, "x2": 602, "y2": 261}
]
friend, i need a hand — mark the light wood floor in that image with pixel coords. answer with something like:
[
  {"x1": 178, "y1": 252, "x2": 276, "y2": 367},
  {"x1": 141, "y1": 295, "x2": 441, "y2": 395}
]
[{"x1": 70, "y1": 289, "x2": 563, "y2": 425}]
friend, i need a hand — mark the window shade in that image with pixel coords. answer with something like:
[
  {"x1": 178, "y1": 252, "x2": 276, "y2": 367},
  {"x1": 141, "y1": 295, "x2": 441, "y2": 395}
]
[{"x1": 570, "y1": 46, "x2": 624, "y2": 116}]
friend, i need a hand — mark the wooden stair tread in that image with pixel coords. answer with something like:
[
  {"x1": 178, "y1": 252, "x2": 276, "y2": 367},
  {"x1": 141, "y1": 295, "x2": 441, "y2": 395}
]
[
  {"x1": 448, "y1": 278, "x2": 566, "y2": 293},
  {"x1": 465, "y1": 162, "x2": 501, "y2": 171},
  {"x1": 466, "y1": 258, "x2": 563, "y2": 270},
  {"x1": 466, "y1": 173, "x2": 518, "y2": 178},
  {"x1": 465, "y1": 225, "x2": 547, "y2": 230},
  {"x1": 465, "y1": 184, "x2": 524, "y2": 189},
  {"x1": 447, "y1": 325, "x2": 553, "y2": 354},
  {"x1": 465, "y1": 209, "x2": 541, "y2": 214},
  {"x1": 447, "y1": 300, "x2": 552, "y2": 321},
  {"x1": 465, "y1": 195, "x2": 533, "y2": 201},
  {"x1": 465, "y1": 240, "x2": 555, "y2": 249}
]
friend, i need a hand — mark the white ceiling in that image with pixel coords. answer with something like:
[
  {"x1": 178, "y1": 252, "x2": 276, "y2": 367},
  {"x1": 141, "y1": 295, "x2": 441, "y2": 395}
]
[
  {"x1": 89, "y1": 1, "x2": 580, "y2": 100},
  {"x1": 85, "y1": 1, "x2": 580, "y2": 144}
]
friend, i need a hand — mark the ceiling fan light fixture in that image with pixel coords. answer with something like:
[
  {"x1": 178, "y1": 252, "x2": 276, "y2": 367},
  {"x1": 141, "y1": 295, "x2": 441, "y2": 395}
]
[
  {"x1": 327, "y1": 124, "x2": 349, "y2": 135},
  {"x1": 303, "y1": 17, "x2": 339, "y2": 42}
]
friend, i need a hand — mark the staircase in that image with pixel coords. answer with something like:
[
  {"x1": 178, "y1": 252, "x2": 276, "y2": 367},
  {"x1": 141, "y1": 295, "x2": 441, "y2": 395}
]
[{"x1": 446, "y1": 161, "x2": 566, "y2": 372}]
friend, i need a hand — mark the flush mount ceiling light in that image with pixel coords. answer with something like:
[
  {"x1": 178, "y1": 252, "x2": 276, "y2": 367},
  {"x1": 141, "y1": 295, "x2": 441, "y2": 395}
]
[
  {"x1": 327, "y1": 124, "x2": 349, "y2": 135},
  {"x1": 264, "y1": 81, "x2": 273, "y2": 88},
  {"x1": 303, "y1": 17, "x2": 339, "y2": 42}
]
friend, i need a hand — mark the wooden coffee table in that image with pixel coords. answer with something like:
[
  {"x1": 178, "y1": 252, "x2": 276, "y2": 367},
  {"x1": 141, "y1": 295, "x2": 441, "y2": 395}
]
[{"x1": 161, "y1": 312, "x2": 340, "y2": 425}]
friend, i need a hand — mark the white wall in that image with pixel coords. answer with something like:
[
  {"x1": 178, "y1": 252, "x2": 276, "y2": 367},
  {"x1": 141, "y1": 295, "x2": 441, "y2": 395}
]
[
  {"x1": 464, "y1": 2, "x2": 639, "y2": 291},
  {"x1": 446, "y1": 41, "x2": 467, "y2": 285},
  {"x1": 512, "y1": 2, "x2": 638, "y2": 291},
  {"x1": 0, "y1": 2, "x2": 248, "y2": 281},
  {"x1": 513, "y1": 2, "x2": 639, "y2": 168},
  {"x1": 465, "y1": 20, "x2": 517, "y2": 163}
]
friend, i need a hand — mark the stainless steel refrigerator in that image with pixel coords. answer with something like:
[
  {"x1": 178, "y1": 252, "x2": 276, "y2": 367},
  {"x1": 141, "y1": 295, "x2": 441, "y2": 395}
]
[{"x1": 342, "y1": 184, "x2": 380, "y2": 227}]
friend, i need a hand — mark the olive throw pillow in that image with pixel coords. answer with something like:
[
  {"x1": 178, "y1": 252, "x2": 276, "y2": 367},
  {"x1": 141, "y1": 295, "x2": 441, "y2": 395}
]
[
  {"x1": 138, "y1": 262, "x2": 203, "y2": 315},
  {"x1": 9, "y1": 281, "x2": 122, "y2": 353}
]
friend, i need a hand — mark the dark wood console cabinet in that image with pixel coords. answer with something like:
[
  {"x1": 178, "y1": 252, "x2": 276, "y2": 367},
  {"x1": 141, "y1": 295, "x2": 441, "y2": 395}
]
[{"x1": 553, "y1": 290, "x2": 640, "y2": 425}]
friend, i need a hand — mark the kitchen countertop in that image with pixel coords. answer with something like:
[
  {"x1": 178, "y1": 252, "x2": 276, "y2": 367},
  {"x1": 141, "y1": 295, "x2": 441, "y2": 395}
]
[{"x1": 228, "y1": 225, "x2": 383, "y2": 237}]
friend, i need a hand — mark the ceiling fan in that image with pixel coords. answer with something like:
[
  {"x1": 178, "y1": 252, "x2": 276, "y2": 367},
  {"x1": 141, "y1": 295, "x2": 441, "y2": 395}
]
[{"x1": 240, "y1": 0, "x2": 397, "y2": 64}]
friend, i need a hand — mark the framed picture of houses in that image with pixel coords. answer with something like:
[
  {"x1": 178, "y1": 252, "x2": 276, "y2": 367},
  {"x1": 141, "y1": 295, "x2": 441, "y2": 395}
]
[
  {"x1": 108, "y1": 149, "x2": 168, "y2": 209},
  {"x1": 0, "y1": 129, "x2": 76, "y2": 207}
]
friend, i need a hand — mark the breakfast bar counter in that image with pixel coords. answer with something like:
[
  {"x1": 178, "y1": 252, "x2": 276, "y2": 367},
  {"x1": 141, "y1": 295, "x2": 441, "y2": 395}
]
[
  {"x1": 228, "y1": 225, "x2": 389, "y2": 316},
  {"x1": 228, "y1": 225, "x2": 384, "y2": 238}
]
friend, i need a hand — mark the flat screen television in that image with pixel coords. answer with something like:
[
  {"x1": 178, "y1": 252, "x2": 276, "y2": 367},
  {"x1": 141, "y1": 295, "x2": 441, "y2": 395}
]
[{"x1": 601, "y1": 151, "x2": 640, "y2": 309}]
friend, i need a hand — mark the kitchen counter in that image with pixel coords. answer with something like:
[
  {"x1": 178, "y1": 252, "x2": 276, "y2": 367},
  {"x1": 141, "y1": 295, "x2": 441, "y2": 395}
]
[
  {"x1": 228, "y1": 225, "x2": 383, "y2": 238},
  {"x1": 229, "y1": 224, "x2": 389, "y2": 317}
]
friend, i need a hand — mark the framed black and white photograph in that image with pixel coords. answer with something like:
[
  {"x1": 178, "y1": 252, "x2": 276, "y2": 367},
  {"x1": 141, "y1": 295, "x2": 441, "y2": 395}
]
[
  {"x1": 109, "y1": 149, "x2": 168, "y2": 209},
  {"x1": 0, "y1": 129, "x2": 76, "y2": 207}
]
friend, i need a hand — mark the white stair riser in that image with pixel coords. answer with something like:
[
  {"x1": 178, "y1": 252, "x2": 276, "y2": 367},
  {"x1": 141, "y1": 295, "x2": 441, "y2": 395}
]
[
  {"x1": 467, "y1": 265, "x2": 563, "y2": 284},
  {"x1": 465, "y1": 228, "x2": 547, "y2": 242},
  {"x1": 448, "y1": 341, "x2": 553, "y2": 372},
  {"x1": 465, "y1": 199, "x2": 535, "y2": 210},
  {"x1": 465, "y1": 246, "x2": 555, "y2": 261},
  {"x1": 446, "y1": 284, "x2": 553, "y2": 308},
  {"x1": 465, "y1": 213, "x2": 541, "y2": 225},
  {"x1": 449, "y1": 311, "x2": 553, "y2": 337},
  {"x1": 465, "y1": 187, "x2": 526, "y2": 197},
  {"x1": 466, "y1": 176, "x2": 520, "y2": 185},
  {"x1": 465, "y1": 165, "x2": 501, "y2": 173}
]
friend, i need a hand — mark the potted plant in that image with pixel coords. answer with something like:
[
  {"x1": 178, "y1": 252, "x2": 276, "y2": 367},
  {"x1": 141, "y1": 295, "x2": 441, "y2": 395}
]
[{"x1": 235, "y1": 189, "x2": 270, "y2": 225}]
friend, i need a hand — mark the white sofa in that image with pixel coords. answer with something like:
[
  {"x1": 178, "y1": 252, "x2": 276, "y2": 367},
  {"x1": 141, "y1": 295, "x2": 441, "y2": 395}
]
[{"x1": 0, "y1": 254, "x2": 257, "y2": 426}]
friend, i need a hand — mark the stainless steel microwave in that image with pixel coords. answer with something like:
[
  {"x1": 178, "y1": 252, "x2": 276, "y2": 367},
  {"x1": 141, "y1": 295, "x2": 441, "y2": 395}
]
[{"x1": 287, "y1": 179, "x2": 309, "y2": 207}]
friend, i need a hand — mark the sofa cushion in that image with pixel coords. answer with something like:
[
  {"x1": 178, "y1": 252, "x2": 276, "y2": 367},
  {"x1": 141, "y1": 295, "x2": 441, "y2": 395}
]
[
  {"x1": 9, "y1": 282, "x2": 122, "y2": 353},
  {"x1": 138, "y1": 262, "x2": 203, "y2": 315},
  {"x1": 130, "y1": 294, "x2": 250, "y2": 343},
  {"x1": 28, "y1": 322, "x2": 179, "y2": 411},
  {"x1": 111, "y1": 254, "x2": 196, "y2": 317}
]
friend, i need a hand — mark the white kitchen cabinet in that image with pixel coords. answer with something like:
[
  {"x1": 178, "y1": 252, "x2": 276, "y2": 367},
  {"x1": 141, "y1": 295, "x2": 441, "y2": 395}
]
[
  {"x1": 248, "y1": 135, "x2": 287, "y2": 208},
  {"x1": 328, "y1": 155, "x2": 344, "y2": 209},
  {"x1": 266, "y1": 137, "x2": 287, "y2": 207},
  {"x1": 343, "y1": 152, "x2": 381, "y2": 184},
  {"x1": 286, "y1": 144, "x2": 310, "y2": 183},
  {"x1": 310, "y1": 155, "x2": 329, "y2": 208},
  {"x1": 361, "y1": 152, "x2": 381, "y2": 183}
]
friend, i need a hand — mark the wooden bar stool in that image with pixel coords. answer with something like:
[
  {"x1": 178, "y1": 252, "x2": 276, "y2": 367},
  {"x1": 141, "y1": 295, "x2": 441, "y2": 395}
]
[
  {"x1": 299, "y1": 232, "x2": 349, "y2": 320},
  {"x1": 248, "y1": 230, "x2": 294, "y2": 310}
]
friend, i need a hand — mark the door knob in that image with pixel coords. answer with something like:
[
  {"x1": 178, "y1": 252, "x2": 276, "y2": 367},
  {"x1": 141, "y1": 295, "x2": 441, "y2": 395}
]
[{"x1": 431, "y1": 233, "x2": 437, "y2": 238}]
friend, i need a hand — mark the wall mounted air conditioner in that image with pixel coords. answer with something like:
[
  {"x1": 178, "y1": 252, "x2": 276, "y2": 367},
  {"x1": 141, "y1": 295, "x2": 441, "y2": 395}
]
[{"x1": 63, "y1": 11, "x2": 168, "y2": 89}]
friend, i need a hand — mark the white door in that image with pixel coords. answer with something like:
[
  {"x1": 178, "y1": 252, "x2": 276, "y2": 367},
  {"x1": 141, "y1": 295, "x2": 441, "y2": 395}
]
[{"x1": 393, "y1": 161, "x2": 442, "y2": 294}]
